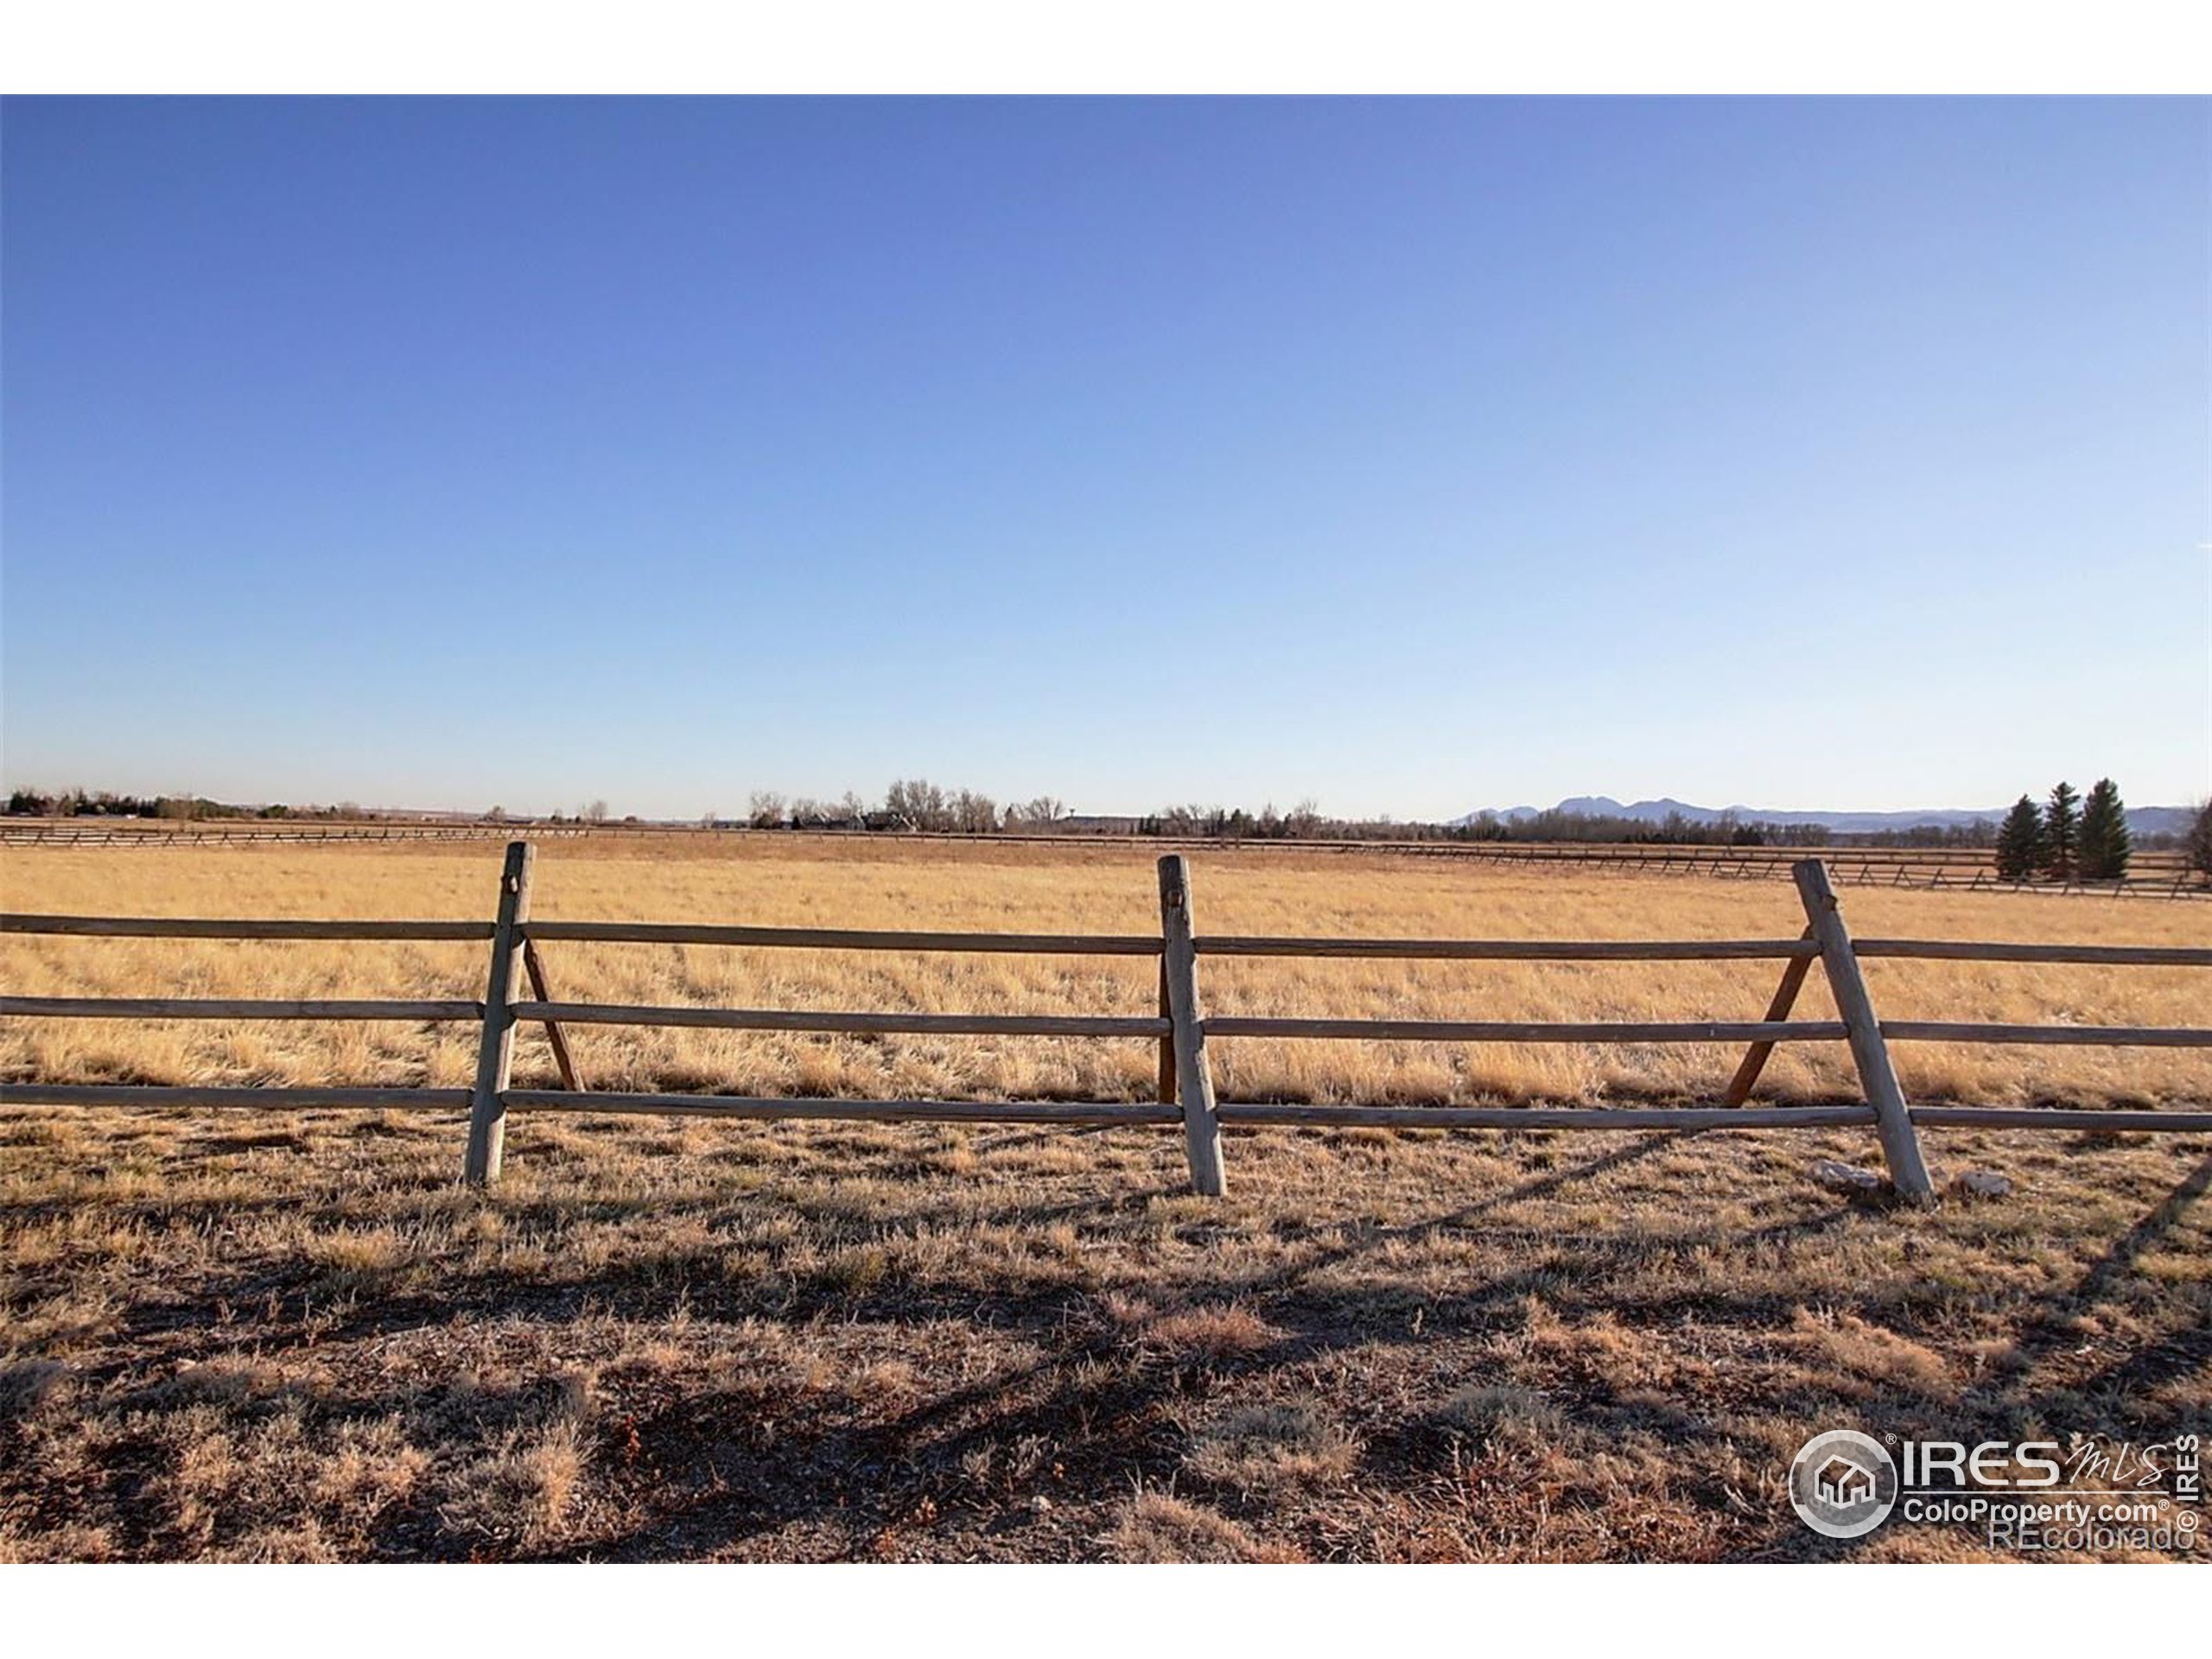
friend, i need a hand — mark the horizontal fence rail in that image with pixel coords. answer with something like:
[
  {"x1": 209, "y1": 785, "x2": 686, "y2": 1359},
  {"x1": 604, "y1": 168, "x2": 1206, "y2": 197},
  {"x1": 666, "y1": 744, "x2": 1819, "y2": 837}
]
[
  {"x1": 503, "y1": 1090, "x2": 1183, "y2": 1125},
  {"x1": 1, "y1": 1084, "x2": 474, "y2": 1109},
  {"x1": 3, "y1": 845, "x2": 2209, "y2": 1206},
  {"x1": 512, "y1": 1001, "x2": 1171, "y2": 1038},
  {"x1": 521, "y1": 921, "x2": 1164, "y2": 954},
  {"x1": 1214, "y1": 1103, "x2": 1882, "y2": 1131},
  {"x1": 1200, "y1": 1018, "x2": 1849, "y2": 1043},
  {"x1": 1192, "y1": 936, "x2": 1822, "y2": 960},
  {"x1": 1853, "y1": 939, "x2": 2212, "y2": 965},
  {"x1": 0, "y1": 996, "x2": 484, "y2": 1022},
  {"x1": 0, "y1": 914, "x2": 496, "y2": 940},
  {"x1": 1880, "y1": 1022, "x2": 2212, "y2": 1047},
  {"x1": 1907, "y1": 1106, "x2": 2212, "y2": 1132}
]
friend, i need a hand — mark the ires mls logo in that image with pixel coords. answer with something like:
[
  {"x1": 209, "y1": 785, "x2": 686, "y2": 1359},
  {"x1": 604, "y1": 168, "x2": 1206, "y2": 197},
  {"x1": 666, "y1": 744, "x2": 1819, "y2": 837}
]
[
  {"x1": 1789, "y1": 1431, "x2": 1899, "y2": 1539},
  {"x1": 1789, "y1": 1430, "x2": 2200, "y2": 1553}
]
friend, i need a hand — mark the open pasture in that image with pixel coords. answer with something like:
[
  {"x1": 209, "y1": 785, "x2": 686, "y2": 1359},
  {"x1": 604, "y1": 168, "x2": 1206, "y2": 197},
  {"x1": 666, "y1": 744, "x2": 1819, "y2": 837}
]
[{"x1": 3, "y1": 832, "x2": 2208, "y2": 1111}]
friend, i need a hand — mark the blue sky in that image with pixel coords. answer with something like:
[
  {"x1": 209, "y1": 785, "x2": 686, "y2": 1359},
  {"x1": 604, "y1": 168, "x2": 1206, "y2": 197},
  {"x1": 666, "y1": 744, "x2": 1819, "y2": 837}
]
[{"x1": 3, "y1": 96, "x2": 2205, "y2": 819}]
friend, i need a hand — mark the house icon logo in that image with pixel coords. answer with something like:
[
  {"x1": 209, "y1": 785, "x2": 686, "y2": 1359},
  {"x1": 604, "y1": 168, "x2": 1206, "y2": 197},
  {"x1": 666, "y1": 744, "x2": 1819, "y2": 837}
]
[
  {"x1": 1816, "y1": 1454, "x2": 1876, "y2": 1508},
  {"x1": 1789, "y1": 1430, "x2": 1898, "y2": 1539}
]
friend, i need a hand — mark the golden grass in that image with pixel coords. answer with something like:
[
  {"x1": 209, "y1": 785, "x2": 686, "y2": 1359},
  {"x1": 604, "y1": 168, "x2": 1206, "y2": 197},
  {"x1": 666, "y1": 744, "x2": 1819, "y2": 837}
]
[
  {"x1": 0, "y1": 1099, "x2": 2204, "y2": 1560},
  {"x1": 3, "y1": 834, "x2": 2207, "y2": 1109}
]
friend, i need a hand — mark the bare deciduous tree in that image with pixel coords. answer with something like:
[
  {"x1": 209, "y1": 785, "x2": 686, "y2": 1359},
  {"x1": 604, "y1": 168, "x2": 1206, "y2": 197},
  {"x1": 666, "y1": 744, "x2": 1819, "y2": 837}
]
[
  {"x1": 952, "y1": 790, "x2": 998, "y2": 834},
  {"x1": 884, "y1": 779, "x2": 950, "y2": 832}
]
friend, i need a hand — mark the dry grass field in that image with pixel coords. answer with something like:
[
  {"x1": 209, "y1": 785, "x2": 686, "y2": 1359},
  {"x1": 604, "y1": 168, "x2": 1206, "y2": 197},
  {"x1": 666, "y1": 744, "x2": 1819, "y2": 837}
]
[
  {"x1": 4, "y1": 833, "x2": 2209, "y2": 1107},
  {"x1": 2, "y1": 836, "x2": 2207, "y2": 1561}
]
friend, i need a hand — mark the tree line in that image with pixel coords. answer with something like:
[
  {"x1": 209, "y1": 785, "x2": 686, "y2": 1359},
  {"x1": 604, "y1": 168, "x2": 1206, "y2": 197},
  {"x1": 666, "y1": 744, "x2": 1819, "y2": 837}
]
[
  {"x1": 1993, "y1": 779, "x2": 2134, "y2": 882},
  {"x1": 1455, "y1": 809, "x2": 1856, "y2": 848},
  {"x1": 16, "y1": 779, "x2": 2212, "y2": 880},
  {"x1": 4, "y1": 788, "x2": 372, "y2": 822},
  {"x1": 727, "y1": 781, "x2": 2212, "y2": 877},
  {"x1": 704, "y1": 783, "x2": 1071, "y2": 835},
  {"x1": 726, "y1": 790, "x2": 1974, "y2": 848}
]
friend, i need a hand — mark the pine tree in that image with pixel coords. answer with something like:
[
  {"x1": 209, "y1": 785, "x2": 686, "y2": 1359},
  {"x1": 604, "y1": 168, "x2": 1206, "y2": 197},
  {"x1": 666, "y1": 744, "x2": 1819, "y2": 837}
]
[
  {"x1": 2192, "y1": 801, "x2": 2212, "y2": 880},
  {"x1": 1994, "y1": 795, "x2": 2044, "y2": 883},
  {"x1": 2043, "y1": 781, "x2": 2080, "y2": 879},
  {"x1": 2077, "y1": 779, "x2": 2131, "y2": 880}
]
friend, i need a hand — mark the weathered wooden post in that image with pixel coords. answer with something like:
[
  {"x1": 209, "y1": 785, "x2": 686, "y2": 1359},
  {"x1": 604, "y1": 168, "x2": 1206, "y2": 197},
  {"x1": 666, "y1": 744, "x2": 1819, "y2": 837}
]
[
  {"x1": 1723, "y1": 925, "x2": 1816, "y2": 1105},
  {"x1": 1792, "y1": 859, "x2": 1935, "y2": 1204},
  {"x1": 1156, "y1": 855, "x2": 1226, "y2": 1197},
  {"x1": 522, "y1": 937, "x2": 584, "y2": 1092},
  {"x1": 1155, "y1": 957, "x2": 1177, "y2": 1104},
  {"x1": 464, "y1": 840, "x2": 534, "y2": 1185}
]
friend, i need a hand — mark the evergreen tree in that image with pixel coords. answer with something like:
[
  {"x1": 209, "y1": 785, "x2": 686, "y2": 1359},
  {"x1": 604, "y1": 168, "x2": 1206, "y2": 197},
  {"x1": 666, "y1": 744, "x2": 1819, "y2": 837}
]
[
  {"x1": 1993, "y1": 795, "x2": 2044, "y2": 883},
  {"x1": 2188, "y1": 800, "x2": 2212, "y2": 880},
  {"x1": 2077, "y1": 779, "x2": 2131, "y2": 880},
  {"x1": 2042, "y1": 781, "x2": 2080, "y2": 879}
]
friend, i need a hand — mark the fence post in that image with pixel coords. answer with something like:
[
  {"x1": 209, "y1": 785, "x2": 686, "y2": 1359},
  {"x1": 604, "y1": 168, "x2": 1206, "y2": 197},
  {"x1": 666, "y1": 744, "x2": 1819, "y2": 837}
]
[
  {"x1": 1157, "y1": 854, "x2": 1226, "y2": 1197},
  {"x1": 1155, "y1": 957, "x2": 1178, "y2": 1104},
  {"x1": 522, "y1": 937, "x2": 584, "y2": 1092},
  {"x1": 464, "y1": 840, "x2": 534, "y2": 1185},
  {"x1": 1723, "y1": 925, "x2": 1816, "y2": 1105},
  {"x1": 1792, "y1": 859, "x2": 1935, "y2": 1204}
]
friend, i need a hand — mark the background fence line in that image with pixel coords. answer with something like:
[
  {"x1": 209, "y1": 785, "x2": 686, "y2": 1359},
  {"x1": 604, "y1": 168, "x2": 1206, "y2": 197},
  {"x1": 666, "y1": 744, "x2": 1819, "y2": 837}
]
[
  {"x1": 4, "y1": 817, "x2": 2203, "y2": 899},
  {"x1": 0, "y1": 821, "x2": 594, "y2": 846},
  {"x1": 3, "y1": 844, "x2": 2209, "y2": 1207}
]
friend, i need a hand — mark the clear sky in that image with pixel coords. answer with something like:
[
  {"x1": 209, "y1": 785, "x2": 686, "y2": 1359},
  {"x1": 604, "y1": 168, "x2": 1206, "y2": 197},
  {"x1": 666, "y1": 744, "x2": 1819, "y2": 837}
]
[{"x1": 3, "y1": 96, "x2": 2206, "y2": 820}]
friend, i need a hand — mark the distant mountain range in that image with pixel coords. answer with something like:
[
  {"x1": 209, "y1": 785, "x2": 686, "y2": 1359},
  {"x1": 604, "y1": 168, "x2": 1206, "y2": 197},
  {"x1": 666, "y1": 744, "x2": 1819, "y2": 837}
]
[{"x1": 1455, "y1": 796, "x2": 2197, "y2": 838}]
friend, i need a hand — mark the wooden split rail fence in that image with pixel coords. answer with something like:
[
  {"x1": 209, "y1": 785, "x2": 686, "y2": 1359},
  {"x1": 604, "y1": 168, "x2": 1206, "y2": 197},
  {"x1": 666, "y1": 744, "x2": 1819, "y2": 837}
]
[
  {"x1": 3, "y1": 845, "x2": 2209, "y2": 1205},
  {"x1": 1436, "y1": 842, "x2": 2208, "y2": 899},
  {"x1": 0, "y1": 821, "x2": 593, "y2": 847}
]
